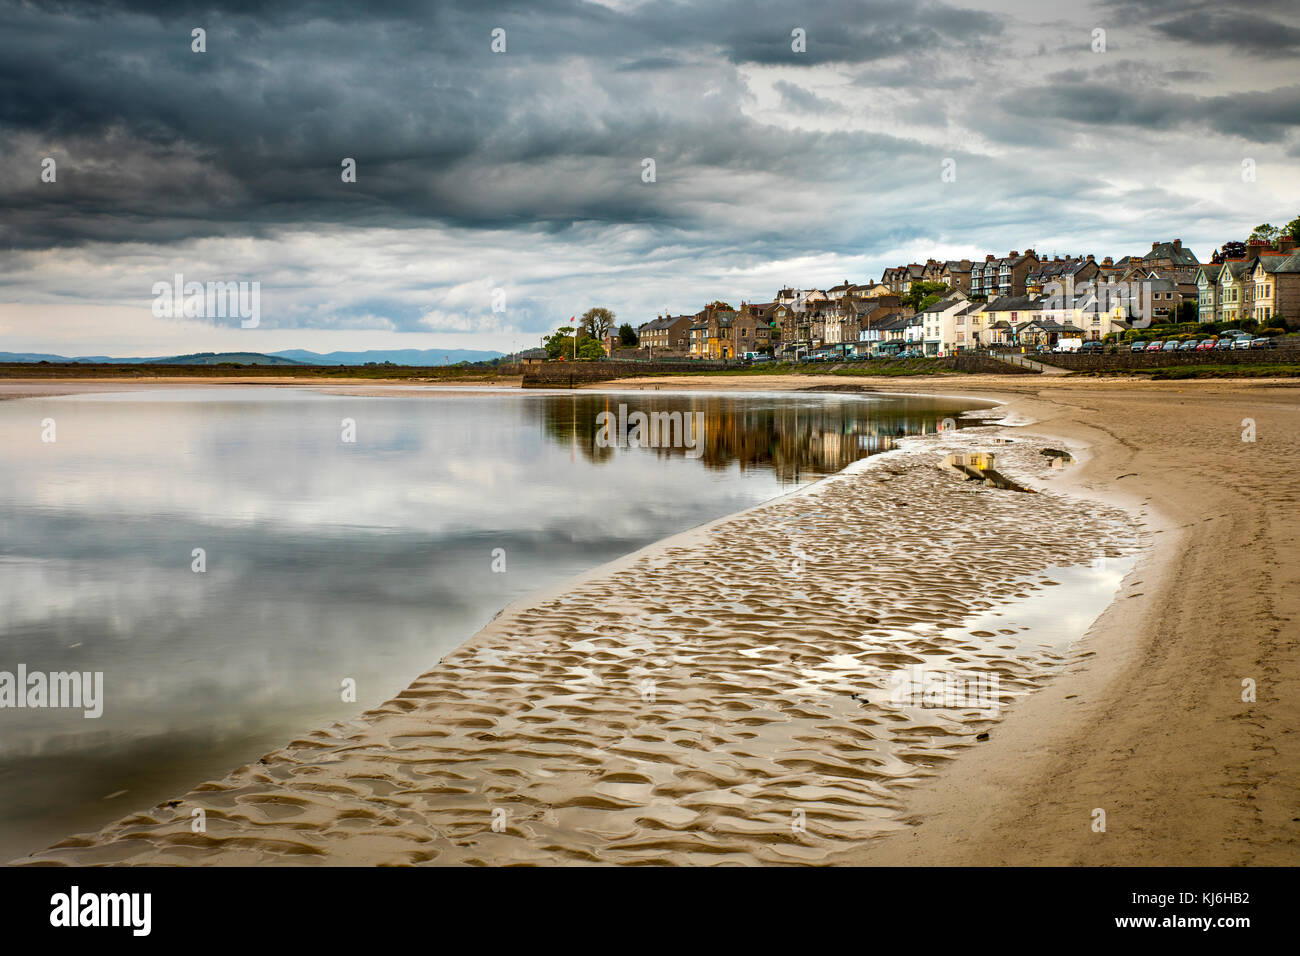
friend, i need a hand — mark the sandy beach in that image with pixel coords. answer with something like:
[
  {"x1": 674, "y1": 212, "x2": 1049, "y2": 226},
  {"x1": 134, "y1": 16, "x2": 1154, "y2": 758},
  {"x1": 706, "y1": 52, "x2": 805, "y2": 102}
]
[{"x1": 8, "y1": 374, "x2": 1298, "y2": 866}]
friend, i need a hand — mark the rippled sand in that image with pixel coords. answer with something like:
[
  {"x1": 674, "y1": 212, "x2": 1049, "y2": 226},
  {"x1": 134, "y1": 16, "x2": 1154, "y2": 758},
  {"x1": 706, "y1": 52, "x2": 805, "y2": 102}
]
[{"x1": 23, "y1": 420, "x2": 1137, "y2": 866}]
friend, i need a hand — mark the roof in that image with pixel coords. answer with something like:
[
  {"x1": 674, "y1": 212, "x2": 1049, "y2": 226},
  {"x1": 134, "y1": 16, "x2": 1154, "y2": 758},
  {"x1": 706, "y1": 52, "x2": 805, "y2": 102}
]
[
  {"x1": 517, "y1": 348, "x2": 548, "y2": 359},
  {"x1": 1198, "y1": 263, "x2": 1224, "y2": 282},
  {"x1": 998, "y1": 252, "x2": 1037, "y2": 267},
  {"x1": 1027, "y1": 257, "x2": 1094, "y2": 281},
  {"x1": 984, "y1": 294, "x2": 1041, "y2": 312},
  {"x1": 920, "y1": 294, "x2": 968, "y2": 314},
  {"x1": 1259, "y1": 251, "x2": 1300, "y2": 273},
  {"x1": 638, "y1": 314, "x2": 691, "y2": 331},
  {"x1": 1015, "y1": 318, "x2": 1082, "y2": 333},
  {"x1": 1144, "y1": 241, "x2": 1200, "y2": 267}
]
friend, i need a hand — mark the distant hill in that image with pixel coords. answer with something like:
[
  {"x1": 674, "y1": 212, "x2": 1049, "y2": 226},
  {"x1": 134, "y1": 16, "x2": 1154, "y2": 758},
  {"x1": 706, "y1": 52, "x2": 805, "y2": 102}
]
[
  {"x1": 0, "y1": 351, "x2": 303, "y2": 366},
  {"x1": 0, "y1": 352, "x2": 99, "y2": 363},
  {"x1": 270, "y1": 349, "x2": 503, "y2": 366},
  {"x1": 148, "y1": 352, "x2": 307, "y2": 366},
  {"x1": 0, "y1": 348, "x2": 503, "y2": 366}
]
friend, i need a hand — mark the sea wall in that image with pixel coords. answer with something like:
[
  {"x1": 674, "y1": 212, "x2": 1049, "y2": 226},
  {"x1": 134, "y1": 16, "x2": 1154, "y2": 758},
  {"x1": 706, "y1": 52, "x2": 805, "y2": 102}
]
[
  {"x1": 521, "y1": 360, "x2": 730, "y2": 387},
  {"x1": 1033, "y1": 346, "x2": 1300, "y2": 371}
]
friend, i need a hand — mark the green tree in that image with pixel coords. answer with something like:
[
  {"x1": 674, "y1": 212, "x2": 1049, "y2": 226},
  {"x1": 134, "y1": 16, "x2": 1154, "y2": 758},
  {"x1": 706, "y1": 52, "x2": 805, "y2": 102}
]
[
  {"x1": 902, "y1": 281, "x2": 949, "y2": 312},
  {"x1": 580, "y1": 307, "x2": 616, "y2": 339},
  {"x1": 618, "y1": 323, "x2": 638, "y2": 347},
  {"x1": 1285, "y1": 215, "x2": 1300, "y2": 241},
  {"x1": 543, "y1": 327, "x2": 575, "y2": 360},
  {"x1": 1248, "y1": 223, "x2": 1281, "y2": 245},
  {"x1": 576, "y1": 337, "x2": 606, "y2": 360}
]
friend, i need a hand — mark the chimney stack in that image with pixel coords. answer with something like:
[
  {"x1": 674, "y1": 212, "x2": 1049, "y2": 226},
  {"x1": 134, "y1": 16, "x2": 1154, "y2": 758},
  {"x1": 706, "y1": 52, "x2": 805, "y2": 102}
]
[{"x1": 1173, "y1": 239, "x2": 1182, "y2": 249}]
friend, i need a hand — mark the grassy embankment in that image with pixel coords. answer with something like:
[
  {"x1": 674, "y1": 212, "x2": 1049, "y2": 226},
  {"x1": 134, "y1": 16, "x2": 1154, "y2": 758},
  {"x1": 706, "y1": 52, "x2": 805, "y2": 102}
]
[{"x1": 1145, "y1": 364, "x2": 1300, "y2": 380}]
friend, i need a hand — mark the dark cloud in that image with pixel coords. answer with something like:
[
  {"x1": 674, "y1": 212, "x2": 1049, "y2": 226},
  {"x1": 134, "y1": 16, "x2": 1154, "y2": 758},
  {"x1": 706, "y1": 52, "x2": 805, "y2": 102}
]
[
  {"x1": 1154, "y1": 11, "x2": 1300, "y2": 55},
  {"x1": 1000, "y1": 81, "x2": 1300, "y2": 143},
  {"x1": 0, "y1": 0, "x2": 1295, "y2": 348},
  {"x1": 0, "y1": 0, "x2": 1007, "y2": 252}
]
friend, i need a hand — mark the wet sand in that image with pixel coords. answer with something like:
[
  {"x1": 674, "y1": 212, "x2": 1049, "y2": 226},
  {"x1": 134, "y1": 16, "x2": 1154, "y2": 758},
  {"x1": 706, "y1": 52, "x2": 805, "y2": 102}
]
[
  {"x1": 609, "y1": 374, "x2": 1300, "y2": 865},
  {"x1": 7, "y1": 375, "x2": 1299, "y2": 865}
]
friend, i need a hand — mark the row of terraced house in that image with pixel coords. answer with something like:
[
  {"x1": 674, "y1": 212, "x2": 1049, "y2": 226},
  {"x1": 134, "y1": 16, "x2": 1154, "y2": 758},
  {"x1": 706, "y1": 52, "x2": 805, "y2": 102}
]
[{"x1": 638, "y1": 234, "x2": 1300, "y2": 359}]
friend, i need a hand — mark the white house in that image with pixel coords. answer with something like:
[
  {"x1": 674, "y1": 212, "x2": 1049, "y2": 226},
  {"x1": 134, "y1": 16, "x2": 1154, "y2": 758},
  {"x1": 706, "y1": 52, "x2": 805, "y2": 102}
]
[{"x1": 918, "y1": 292, "x2": 970, "y2": 356}]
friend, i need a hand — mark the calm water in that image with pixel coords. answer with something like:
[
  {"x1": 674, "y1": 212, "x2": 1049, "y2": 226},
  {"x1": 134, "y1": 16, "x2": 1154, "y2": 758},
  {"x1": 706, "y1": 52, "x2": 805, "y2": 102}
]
[{"x1": 0, "y1": 387, "x2": 990, "y2": 859}]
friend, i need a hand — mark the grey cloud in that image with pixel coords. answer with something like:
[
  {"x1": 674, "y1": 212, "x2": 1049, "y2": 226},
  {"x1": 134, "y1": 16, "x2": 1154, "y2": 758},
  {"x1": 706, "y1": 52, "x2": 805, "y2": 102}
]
[
  {"x1": 773, "y1": 80, "x2": 836, "y2": 114},
  {"x1": 1, "y1": 0, "x2": 1295, "y2": 347},
  {"x1": 1000, "y1": 81, "x2": 1300, "y2": 143},
  {"x1": 1154, "y1": 12, "x2": 1300, "y2": 55}
]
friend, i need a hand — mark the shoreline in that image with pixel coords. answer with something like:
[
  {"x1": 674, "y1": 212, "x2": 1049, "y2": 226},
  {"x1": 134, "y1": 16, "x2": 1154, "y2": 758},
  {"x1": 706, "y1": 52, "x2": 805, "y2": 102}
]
[{"x1": 6, "y1": 376, "x2": 1298, "y2": 865}]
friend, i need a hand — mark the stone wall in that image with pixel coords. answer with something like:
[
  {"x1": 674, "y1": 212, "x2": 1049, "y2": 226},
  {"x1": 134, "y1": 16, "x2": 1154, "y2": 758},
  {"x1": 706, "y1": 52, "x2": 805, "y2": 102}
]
[
  {"x1": 521, "y1": 360, "x2": 730, "y2": 387},
  {"x1": 940, "y1": 354, "x2": 1038, "y2": 374}
]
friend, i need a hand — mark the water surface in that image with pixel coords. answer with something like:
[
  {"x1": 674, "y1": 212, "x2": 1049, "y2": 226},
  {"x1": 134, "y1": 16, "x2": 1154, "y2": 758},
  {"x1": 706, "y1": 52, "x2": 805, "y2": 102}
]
[{"x1": 0, "y1": 386, "x2": 990, "y2": 858}]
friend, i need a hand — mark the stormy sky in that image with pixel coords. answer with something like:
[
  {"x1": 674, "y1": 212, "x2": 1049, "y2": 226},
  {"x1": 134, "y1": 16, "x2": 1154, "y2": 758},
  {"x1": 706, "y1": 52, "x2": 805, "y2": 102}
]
[{"x1": 1, "y1": 0, "x2": 1298, "y2": 356}]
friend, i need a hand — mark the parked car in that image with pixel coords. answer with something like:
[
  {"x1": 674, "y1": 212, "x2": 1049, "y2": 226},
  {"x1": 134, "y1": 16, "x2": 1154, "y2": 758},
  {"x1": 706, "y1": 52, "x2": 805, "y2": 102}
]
[
  {"x1": 1079, "y1": 341, "x2": 1105, "y2": 353},
  {"x1": 1233, "y1": 336, "x2": 1254, "y2": 350},
  {"x1": 1162, "y1": 340, "x2": 1180, "y2": 351},
  {"x1": 1214, "y1": 337, "x2": 1236, "y2": 351},
  {"x1": 1128, "y1": 340, "x2": 1146, "y2": 352},
  {"x1": 1196, "y1": 339, "x2": 1218, "y2": 351},
  {"x1": 1218, "y1": 329, "x2": 1244, "y2": 339},
  {"x1": 1145, "y1": 340, "x2": 1165, "y2": 352},
  {"x1": 1249, "y1": 337, "x2": 1271, "y2": 350},
  {"x1": 1177, "y1": 339, "x2": 1198, "y2": 351}
]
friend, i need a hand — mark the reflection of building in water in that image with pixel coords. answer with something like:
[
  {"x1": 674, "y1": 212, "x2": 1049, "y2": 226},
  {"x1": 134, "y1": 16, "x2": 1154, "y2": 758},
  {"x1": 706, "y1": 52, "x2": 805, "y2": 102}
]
[{"x1": 533, "y1": 395, "x2": 979, "y2": 482}]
